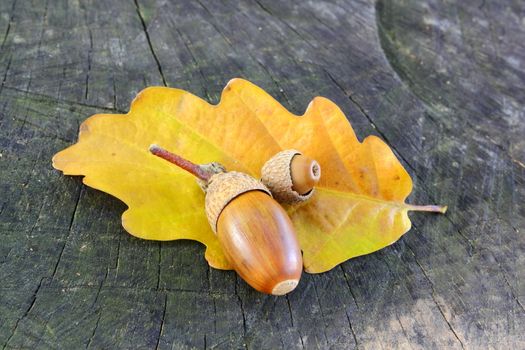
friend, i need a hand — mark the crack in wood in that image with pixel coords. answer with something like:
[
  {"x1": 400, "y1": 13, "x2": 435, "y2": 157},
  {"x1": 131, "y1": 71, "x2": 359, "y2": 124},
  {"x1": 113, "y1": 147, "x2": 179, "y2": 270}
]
[
  {"x1": 252, "y1": 0, "x2": 317, "y2": 51},
  {"x1": 50, "y1": 184, "x2": 83, "y2": 280},
  {"x1": 0, "y1": 0, "x2": 17, "y2": 50},
  {"x1": 156, "y1": 242, "x2": 161, "y2": 290},
  {"x1": 2, "y1": 277, "x2": 45, "y2": 350},
  {"x1": 486, "y1": 249, "x2": 525, "y2": 314},
  {"x1": 234, "y1": 276, "x2": 248, "y2": 338},
  {"x1": 154, "y1": 293, "x2": 167, "y2": 350},
  {"x1": 394, "y1": 312, "x2": 414, "y2": 350},
  {"x1": 133, "y1": 0, "x2": 167, "y2": 87},
  {"x1": 345, "y1": 310, "x2": 359, "y2": 349},
  {"x1": 9, "y1": 115, "x2": 73, "y2": 144},
  {"x1": 405, "y1": 244, "x2": 466, "y2": 349},
  {"x1": 0, "y1": 54, "x2": 12, "y2": 96},
  {"x1": 25, "y1": 0, "x2": 49, "y2": 93},
  {"x1": 310, "y1": 278, "x2": 331, "y2": 347},
  {"x1": 1, "y1": 84, "x2": 126, "y2": 113},
  {"x1": 171, "y1": 24, "x2": 212, "y2": 101},
  {"x1": 194, "y1": 0, "x2": 293, "y2": 107},
  {"x1": 84, "y1": 28, "x2": 93, "y2": 101},
  {"x1": 85, "y1": 312, "x2": 102, "y2": 350},
  {"x1": 284, "y1": 294, "x2": 306, "y2": 349},
  {"x1": 340, "y1": 265, "x2": 360, "y2": 310}
]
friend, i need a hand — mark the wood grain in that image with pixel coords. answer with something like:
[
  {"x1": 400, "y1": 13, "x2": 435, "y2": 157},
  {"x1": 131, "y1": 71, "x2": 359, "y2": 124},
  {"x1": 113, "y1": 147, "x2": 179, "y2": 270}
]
[{"x1": 0, "y1": 0, "x2": 523, "y2": 348}]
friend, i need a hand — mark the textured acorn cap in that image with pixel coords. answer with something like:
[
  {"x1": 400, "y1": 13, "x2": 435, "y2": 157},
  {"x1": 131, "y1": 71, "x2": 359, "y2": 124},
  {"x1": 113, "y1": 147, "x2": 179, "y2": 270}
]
[
  {"x1": 205, "y1": 171, "x2": 271, "y2": 233},
  {"x1": 261, "y1": 149, "x2": 315, "y2": 204}
]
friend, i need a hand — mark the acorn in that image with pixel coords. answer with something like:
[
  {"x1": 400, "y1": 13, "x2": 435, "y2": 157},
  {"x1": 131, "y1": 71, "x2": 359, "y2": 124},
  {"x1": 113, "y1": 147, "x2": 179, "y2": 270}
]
[
  {"x1": 149, "y1": 145, "x2": 303, "y2": 295},
  {"x1": 261, "y1": 149, "x2": 321, "y2": 204}
]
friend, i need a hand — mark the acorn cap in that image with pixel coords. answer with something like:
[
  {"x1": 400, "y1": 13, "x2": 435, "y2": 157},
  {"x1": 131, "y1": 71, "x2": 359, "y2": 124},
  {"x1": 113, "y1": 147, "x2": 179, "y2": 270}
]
[
  {"x1": 205, "y1": 171, "x2": 272, "y2": 233},
  {"x1": 261, "y1": 149, "x2": 315, "y2": 204}
]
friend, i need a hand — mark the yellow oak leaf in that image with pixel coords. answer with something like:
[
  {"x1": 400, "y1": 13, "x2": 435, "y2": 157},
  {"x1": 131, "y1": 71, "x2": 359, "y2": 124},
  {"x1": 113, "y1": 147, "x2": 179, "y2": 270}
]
[{"x1": 53, "y1": 78, "x2": 445, "y2": 273}]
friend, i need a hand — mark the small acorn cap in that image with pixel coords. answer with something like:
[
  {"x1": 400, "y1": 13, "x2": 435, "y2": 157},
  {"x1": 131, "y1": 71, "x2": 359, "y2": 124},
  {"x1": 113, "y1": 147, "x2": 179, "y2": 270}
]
[
  {"x1": 205, "y1": 171, "x2": 271, "y2": 233},
  {"x1": 261, "y1": 150, "x2": 321, "y2": 204}
]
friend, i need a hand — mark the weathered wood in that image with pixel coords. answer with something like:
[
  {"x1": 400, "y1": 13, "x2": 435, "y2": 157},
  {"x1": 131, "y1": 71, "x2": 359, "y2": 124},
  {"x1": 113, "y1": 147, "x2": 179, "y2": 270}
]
[{"x1": 1, "y1": 0, "x2": 524, "y2": 348}]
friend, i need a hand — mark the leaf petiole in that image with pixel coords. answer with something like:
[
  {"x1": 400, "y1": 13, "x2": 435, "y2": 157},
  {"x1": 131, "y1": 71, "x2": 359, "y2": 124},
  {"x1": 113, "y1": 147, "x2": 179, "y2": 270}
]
[{"x1": 407, "y1": 204, "x2": 448, "y2": 214}]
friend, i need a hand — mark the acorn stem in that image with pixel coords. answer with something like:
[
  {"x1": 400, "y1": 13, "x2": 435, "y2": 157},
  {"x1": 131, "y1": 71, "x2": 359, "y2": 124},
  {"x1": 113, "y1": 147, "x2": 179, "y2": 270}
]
[{"x1": 149, "y1": 144, "x2": 212, "y2": 182}]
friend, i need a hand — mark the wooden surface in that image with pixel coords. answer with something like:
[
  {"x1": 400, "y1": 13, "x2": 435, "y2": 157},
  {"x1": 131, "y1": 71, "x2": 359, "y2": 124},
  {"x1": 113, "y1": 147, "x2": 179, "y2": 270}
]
[{"x1": 1, "y1": 0, "x2": 524, "y2": 348}]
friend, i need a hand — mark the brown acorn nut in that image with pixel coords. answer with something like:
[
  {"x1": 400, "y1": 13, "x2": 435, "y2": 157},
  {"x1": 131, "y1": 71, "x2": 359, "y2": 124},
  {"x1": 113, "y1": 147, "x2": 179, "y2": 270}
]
[
  {"x1": 149, "y1": 145, "x2": 302, "y2": 295},
  {"x1": 261, "y1": 149, "x2": 321, "y2": 204}
]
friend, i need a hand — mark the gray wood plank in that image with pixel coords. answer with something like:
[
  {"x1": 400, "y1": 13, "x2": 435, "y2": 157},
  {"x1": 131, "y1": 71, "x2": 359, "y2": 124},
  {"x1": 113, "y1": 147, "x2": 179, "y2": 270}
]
[{"x1": 0, "y1": 0, "x2": 523, "y2": 348}]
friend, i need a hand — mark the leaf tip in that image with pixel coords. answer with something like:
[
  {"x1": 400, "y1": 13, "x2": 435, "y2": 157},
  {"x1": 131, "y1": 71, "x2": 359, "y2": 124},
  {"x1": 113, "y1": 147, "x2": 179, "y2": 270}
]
[{"x1": 51, "y1": 151, "x2": 64, "y2": 171}]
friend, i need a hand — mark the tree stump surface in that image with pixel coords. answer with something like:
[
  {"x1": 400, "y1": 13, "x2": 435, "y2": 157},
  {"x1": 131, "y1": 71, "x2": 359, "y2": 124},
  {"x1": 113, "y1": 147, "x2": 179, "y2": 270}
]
[{"x1": 1, "y1": 0, "x2": 524, "y2": 348}]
